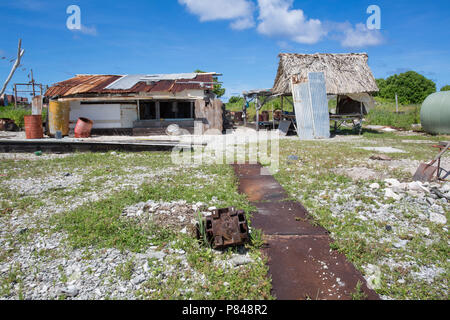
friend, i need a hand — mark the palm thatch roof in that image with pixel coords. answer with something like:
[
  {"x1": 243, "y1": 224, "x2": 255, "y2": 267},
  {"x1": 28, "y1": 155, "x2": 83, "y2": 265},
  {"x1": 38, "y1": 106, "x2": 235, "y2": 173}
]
[{"x1": 272, "y1": 53, "x2": 379, "y2": 95}]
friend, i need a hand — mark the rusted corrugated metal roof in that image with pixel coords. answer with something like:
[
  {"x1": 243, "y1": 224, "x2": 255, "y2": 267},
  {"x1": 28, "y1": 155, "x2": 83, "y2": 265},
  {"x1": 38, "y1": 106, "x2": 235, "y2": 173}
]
[{"x1": 45, "y1": 74, "x2": 215, "y2": 98}]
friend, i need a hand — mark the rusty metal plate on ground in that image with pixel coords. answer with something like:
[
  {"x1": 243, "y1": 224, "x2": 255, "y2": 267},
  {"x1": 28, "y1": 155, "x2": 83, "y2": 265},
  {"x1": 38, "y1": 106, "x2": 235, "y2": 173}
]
[
  {"x1": 232, "y1": 163, "x2": 266, "y2": 177},
  {"x1": 232, "y1": 164, "x2": 287, "y2": 202},
  {"x1": 251, "y1": 201, "x2": 329, "y2": 236},
  {"x1": 205, "y1": 207, "x2": 250, "y2": 249},
  {"x1": 237, "y1": 177, "x2": 288, "y2": 202},
  {"x1": 263, "y1": 235, "x2": 380, "y2": 300}
]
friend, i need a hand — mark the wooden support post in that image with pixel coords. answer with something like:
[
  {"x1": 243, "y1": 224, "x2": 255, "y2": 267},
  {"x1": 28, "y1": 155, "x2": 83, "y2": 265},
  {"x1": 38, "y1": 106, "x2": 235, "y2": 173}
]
[
  {"x1": 255, "y1": 96, "x2": 259, "y2": 131},
  {"x1": 14, "y1": 84, "x2": 17, "y2": 109},
  {"x1": 360, "y1": 102, "x2": 364, "y2": 135},
  {"x1": 272, "y1": 104, "x2": 275, "y2": 130},
  {"x1": 173, "y1": 101, "x2": 178, "y2": 118},
  {"x1": 156, "y1": 101, "x2": 161, "y2": 120},
  {"x1": 137, "y1": 100, "x2": 140, "y2": 120},
  {"x1": 243, "y1": 100, "x2": 247, "y2": 126}
]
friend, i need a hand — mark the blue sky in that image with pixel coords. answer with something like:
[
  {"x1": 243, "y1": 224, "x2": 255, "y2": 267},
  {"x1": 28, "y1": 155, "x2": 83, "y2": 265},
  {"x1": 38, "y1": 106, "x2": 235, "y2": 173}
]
[{"x1": 0, "y1": 0, "x2": 449, "y2": 100}]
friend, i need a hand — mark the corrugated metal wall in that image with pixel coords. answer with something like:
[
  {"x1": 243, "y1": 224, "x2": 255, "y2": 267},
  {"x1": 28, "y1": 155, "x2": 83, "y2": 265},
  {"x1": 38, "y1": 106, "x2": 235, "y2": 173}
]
[
  {"x1": 292, "y1": 81, "x2": 314, "y2": 140},
  {"x1": 308, "y1": 72, "x2": 330, "y2": 139},
  {"x1": 291, "y1": 72, "x2": 330, "y2": 139}
]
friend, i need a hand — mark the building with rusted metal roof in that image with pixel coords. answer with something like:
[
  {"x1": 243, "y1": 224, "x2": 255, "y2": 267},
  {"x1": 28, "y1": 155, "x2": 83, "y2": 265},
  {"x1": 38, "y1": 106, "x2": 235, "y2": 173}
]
[{"x1": 44, "y1": 72, "x2": 223, "y2": 135}]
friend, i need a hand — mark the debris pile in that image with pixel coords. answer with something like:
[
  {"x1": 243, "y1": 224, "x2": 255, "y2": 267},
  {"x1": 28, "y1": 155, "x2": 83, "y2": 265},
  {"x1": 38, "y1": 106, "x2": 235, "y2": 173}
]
[
  {"x1": 121, "y1": 200, "x2": 221, "y2": 234},
  {"x1": 0, "y1": 118, "x2": 19, "y2": 132}
]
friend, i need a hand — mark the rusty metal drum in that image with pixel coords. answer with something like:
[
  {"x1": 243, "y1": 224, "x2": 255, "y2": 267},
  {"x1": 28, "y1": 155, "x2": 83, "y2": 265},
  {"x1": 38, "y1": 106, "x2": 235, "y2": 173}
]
[
  {"x1": 24, "y1": 115, "x2": 43, "y2": 139},
  {"x1": 74, "y1": 117, "x2": 94, "y2": 138}
]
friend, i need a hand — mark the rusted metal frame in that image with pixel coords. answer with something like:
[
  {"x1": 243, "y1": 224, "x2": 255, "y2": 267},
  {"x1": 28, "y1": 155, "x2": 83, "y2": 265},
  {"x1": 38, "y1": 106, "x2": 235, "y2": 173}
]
[
  {"x1": 204, "y1": 207, "x2": 250, "y2": 249},
  {"x1": 13, "y1": 82, "x2": 45, "y2": 107},
  {"x1": 432, "y1": 143, "x2": 450, "y2": 181}
]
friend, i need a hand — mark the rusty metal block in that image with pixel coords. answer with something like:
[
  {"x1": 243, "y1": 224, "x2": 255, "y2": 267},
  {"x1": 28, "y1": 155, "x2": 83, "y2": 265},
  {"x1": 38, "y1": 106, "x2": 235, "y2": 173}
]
[{"x1": 204, "y1": 207, "x2": 249, "y2": 249}]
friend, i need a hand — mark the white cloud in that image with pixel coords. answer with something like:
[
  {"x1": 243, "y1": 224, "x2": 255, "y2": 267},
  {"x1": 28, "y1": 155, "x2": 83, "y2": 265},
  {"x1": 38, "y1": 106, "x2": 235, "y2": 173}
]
[
  {"x1": 256, "y1": 0, "x2": 326, "y2": 44},
  {"x1": 230, "y1": 17, "x2": 255, "y2": 30},
  {"x1": 179, "y1": 0, "x2": 255, "y2": 29},
  {"x1": 0, "y1": 0, "x2": 47, "y2": 11},
  {"x1": 339, "y1": 23, "x2": 384, "y2": 48},
  {"x1": 178, "y1": 0, "x2": 385, "y2": 48}
]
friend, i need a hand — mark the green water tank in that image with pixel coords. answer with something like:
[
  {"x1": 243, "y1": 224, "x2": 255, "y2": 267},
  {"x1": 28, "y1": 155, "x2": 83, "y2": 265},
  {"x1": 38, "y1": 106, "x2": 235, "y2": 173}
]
[{"x1": 420, "y1": 91, "x2": 450, "y2": 135}]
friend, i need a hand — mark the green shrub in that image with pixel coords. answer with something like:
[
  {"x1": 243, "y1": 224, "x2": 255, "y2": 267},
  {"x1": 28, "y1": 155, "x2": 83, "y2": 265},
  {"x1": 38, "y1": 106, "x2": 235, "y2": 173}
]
[
  {"x1": 441, "y1": 85, "x2": 450, "y2": 91},
  {"x1": 375, "y1": 71, "x2": 436, "y2": 104},
  {"x1": 0, "y1": 105, "x2": 46, "y2": 128},
  {"x1": 0, "y1": 106, "x2": 31, "y2": 128}
]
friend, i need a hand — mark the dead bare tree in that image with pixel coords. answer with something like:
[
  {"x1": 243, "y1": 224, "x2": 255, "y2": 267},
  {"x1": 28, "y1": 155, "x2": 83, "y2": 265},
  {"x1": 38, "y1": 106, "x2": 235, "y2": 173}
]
[{"x1": 0, "y1": 39, "x2": 25, "y2": 96}]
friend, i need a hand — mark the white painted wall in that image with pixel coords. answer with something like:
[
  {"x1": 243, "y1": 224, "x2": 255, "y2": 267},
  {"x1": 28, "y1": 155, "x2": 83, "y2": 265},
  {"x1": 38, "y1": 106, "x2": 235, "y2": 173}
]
[{"x1": 69, "y1": 101, "x2": 125, "y2": 129}]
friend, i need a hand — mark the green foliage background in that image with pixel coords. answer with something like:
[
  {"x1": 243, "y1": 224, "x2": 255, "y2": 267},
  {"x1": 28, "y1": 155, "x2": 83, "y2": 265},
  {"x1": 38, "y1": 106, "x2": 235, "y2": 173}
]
[
  {"x1": 0, "y1": 105, "x2": 46, "y2": 128},
  {"x1": 375, "y1": 71, "x2": 436, "y2": 105}
]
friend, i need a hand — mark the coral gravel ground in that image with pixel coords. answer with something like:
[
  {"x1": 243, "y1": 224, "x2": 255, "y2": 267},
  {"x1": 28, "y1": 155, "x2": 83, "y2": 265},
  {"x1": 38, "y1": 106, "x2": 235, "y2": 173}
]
[{"x1": 0, "y1": 128, "x2": 448, "y2": 300}]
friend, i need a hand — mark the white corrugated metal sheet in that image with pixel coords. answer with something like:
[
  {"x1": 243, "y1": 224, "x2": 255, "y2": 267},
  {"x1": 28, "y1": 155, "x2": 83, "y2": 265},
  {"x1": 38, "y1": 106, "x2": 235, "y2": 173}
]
[
  {"x1": 105, "y1": 73, "x2": 198, "y2": 90},
  {"x1": 291, "y1": 72, "x2": 330, "y2": 139},
  {"x1": 308, "y1": 72, "x2": 330, "y2": 139},
  {"x1": 292, "y1": 81, "x2": 314, "y2": 140}
]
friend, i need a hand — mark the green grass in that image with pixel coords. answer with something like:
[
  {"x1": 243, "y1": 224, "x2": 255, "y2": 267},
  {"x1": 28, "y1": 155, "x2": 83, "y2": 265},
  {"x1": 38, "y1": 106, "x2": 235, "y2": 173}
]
[
  {"x1": 366, "y1": 97, "x2": 421, "y2": 130},
  {"x1": 351, "y1": 281, "x2": 368, "y2": 300},
  {"x1": 52, "y1": 163, "x2": 254, "y2": 252},
  {"x1": 0, "y1": 150, "x2": 273, "y2": 300},
  {"x1": 137, "y1": 235, "x2": 273, "y2": 300},
  {"x1": 274, "y1": 137, "x2": 449, "y2": 300},
  {"x1": 115, "y1": 260, "x2": 136, "y2": 281}
]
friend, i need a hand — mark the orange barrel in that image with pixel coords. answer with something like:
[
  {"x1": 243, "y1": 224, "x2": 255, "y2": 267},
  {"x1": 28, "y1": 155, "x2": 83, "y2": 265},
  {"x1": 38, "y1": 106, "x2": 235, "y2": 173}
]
[
  {"x1": 24, "y1": 115, "x2": 43, "y2": 139},
  {"x1": 74, "y1": 117, "x2": 94, "y2": 138}
]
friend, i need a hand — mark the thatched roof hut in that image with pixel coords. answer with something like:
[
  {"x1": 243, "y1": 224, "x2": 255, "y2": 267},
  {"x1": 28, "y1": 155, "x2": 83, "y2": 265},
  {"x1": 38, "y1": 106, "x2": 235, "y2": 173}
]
[{"x1": 272, "y1": 53, "x2": 379, "y2": 95}]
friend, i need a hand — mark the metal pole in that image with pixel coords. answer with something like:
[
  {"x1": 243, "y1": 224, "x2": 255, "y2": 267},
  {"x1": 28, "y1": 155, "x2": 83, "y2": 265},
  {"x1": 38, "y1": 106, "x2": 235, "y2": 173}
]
[
  {"x1": 395, "y1": 94, "x2": 399, "y2": 113},
  {"x1": 30, "y1": 69, "x2": 36, "y2": 97}
]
